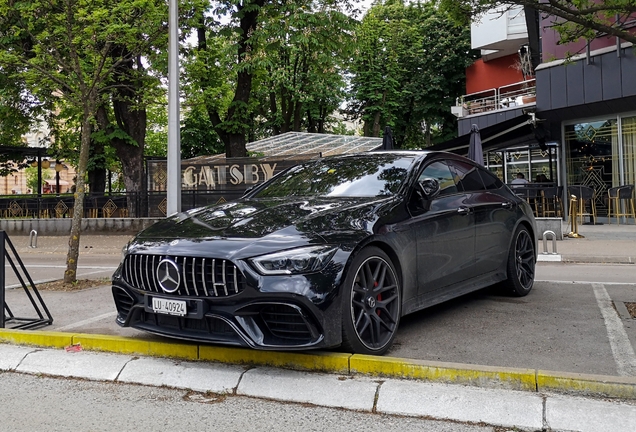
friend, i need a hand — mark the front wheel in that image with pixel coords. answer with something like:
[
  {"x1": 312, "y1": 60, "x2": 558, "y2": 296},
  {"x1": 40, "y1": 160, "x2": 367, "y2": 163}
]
[
  {"x1": 341, "y1": 247, "x2": 401, "y2": 355},
  {"x1": 502, "y1": 225, "x2": 535, "y2": 297}
]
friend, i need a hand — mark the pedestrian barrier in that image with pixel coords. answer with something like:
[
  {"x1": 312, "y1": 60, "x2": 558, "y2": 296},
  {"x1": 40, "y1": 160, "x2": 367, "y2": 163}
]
[
  {"x1": 541, "y1": 230, "x2": 558, "y2": 255},
  {"x1": 28, "y1": 229, "x2": 38, "y2": 248},
  {"x1": 0, "y1": 230, "x2": 53, "y2": 329},
  {"x1": 567, "y1": 195, "x2": 585, "y2": 238}
]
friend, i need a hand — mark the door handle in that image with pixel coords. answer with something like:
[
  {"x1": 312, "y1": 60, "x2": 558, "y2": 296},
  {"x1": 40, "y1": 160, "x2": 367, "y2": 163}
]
[
  {"x1": 457, "y1": 207, "x2": 471, "y2": 215},
  {"x1": 502, "y1": 202, "x2": 513, "y2": 209}
]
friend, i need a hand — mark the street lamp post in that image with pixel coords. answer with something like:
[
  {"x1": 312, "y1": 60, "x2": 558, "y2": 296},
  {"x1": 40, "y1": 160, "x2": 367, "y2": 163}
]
[{"x1": 167, "y1": 0, "x2": 181, "y2": 216}]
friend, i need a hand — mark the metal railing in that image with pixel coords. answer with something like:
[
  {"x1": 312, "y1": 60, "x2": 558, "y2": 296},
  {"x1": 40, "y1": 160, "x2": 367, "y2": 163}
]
[
  {"x1": 0, "y1": 190, "x2": 246, "y2": 219},
  {"x1": 454, "y1": 79, "x2": 536, "y2": 117}
]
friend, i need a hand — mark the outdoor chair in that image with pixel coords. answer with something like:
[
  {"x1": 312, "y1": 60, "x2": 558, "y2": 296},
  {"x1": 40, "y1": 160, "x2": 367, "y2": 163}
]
[
  {"x1": 568, "y1": 185, "x2": 597, "y2": 225},
  {"x1": 540, "y1": 186, "x2": 563, "y2": 218},
  {"x1": 607, "y1": 185, "x2": 636, "y2": 225}
]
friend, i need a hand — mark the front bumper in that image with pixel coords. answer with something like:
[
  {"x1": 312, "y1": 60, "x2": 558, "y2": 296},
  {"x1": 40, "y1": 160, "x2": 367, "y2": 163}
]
[{"x1": 111, "y1": 265, "x2": 344, "y2": 350}]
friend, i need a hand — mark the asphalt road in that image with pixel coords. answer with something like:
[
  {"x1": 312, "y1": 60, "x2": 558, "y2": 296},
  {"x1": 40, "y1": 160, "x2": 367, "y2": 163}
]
[
  {"x1": 4, "y1": 250, "x2": 635, "y2": 377},
  {"x1": 0, "y1": 372, "x2": 491, "y2": 432}
]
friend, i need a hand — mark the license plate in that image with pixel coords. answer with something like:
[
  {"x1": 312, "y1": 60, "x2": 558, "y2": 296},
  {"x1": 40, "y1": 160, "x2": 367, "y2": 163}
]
[{"x1": 152, "y1": 297, "x2": 187, "y2": 317}]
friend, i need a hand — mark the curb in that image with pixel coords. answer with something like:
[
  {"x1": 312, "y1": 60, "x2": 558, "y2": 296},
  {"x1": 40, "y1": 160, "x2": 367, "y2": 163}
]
[{"x1": 2, "y1": 329, "x2": 636, "y2": 400}]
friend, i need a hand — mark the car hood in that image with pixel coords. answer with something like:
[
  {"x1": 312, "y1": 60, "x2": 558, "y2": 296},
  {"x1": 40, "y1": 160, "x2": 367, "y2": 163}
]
[{"x1": 129, "y1": 196, "x2": 395, "y2": 259}]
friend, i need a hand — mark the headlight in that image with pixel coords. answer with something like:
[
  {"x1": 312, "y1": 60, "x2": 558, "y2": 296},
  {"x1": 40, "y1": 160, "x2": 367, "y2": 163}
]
[{"x1": 249, "y1": 245, "x2": 337, "y2": 275}]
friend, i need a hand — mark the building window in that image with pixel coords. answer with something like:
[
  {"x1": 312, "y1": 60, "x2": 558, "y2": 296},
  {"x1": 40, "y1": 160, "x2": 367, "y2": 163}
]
[
  {"x1": 565, "y1": 119, "x2": 616, "y2": 216},
  {"x1": 621, "y1": 116, "x2": 636, "y2": 187}
]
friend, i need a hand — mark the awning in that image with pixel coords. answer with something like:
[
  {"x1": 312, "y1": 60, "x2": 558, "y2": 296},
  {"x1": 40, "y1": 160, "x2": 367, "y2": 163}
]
[
  {"x1": 427, "y1": 115, "x2": 545, "y2": 154},
  {"x1": 44, "y1": 179, "x2": 70, "y2": 186}
]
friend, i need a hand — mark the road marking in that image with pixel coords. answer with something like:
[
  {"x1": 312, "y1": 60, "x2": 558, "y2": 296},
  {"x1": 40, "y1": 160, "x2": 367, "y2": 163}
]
[
  {"x1": 55, "y1": 312, "x2": 117, "y2": 331},
  {"x1": 5, "y1": 265, "x2": 117, "y2": 269},
  {"x1": 6, "y1": 269, "x2": 114, "y2": 289},
  {"x1": 536, "y1": 280, "x2": 636, "y2": 286},
  {"x1": 76, "y1": 269, "x2": 115, "y2": 277},
  {"x1": 592, "y1": 283, "x2": 636, "y2": 376}
]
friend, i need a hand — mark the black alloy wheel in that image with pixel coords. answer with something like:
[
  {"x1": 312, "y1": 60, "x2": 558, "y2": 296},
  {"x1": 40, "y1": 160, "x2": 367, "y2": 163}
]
[
  {"x1": 503, "y1": 225, "x2": 535, "y2": 296},
  {"x1": 341, "y1": 247, "x2": 401, "y2": 355}
]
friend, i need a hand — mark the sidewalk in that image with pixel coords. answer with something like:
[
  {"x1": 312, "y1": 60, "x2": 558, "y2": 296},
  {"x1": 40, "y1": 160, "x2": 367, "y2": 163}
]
[
  {"x1": 538, "y1": 221, "x2": 636, "y2": 263},
  {"x1": 10, "y1": 221, "x2": 635, "y2": 263},
  {"x1": 1, "y1": 342, "x2": 635, "y2": 431}
]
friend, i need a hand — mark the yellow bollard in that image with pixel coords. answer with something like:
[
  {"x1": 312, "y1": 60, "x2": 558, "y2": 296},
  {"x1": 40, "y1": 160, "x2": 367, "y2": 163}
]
[{"x1": 567, "y1": 195, "x2": 585, "y2": 238}]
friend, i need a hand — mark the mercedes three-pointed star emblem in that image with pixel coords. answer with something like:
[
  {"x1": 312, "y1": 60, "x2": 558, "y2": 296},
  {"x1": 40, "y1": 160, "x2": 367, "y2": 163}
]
[{"x1": 156, "y1": 258, "x2": 181, "y2": 293}]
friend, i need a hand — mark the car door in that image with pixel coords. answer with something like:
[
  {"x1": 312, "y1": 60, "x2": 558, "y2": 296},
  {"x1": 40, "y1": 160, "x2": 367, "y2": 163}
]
[
  {"x1": 449, "y1": 159, "x2": 516, "y2": 276},
  {"x1": 407, "y1": 160, "x2": 476, "y2": 298}
]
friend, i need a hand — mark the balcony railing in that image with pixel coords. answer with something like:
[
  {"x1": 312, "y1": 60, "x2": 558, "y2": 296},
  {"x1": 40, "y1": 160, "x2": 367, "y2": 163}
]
[{"x1": 451, "y1": 79, "x2": 536, "y2": 118}]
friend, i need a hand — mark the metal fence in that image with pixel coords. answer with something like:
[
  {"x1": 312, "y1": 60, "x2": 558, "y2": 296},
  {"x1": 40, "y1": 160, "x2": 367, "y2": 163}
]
[{"x1": 0, "y1": 190, "x2": 244, "y2": 219}]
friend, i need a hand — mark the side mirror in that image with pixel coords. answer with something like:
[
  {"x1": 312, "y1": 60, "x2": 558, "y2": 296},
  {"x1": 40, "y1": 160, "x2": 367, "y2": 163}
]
[
  {"x1": 242, "y1": 185, "x2": 255, "y2": 197},
  {"x1": 418, "y1": 178, "x2": 440, "y2": 200}
]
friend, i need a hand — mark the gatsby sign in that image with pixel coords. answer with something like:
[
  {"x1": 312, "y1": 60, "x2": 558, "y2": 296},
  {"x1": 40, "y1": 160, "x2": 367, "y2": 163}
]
[{"x1": 176, "y1": 157, "x2": 314, "y2": 192}]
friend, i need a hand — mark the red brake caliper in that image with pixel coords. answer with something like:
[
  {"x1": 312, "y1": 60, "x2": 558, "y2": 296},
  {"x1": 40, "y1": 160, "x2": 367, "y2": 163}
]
[{"x1": 374, "y1": 281, "x2": 381, "y2": 316}]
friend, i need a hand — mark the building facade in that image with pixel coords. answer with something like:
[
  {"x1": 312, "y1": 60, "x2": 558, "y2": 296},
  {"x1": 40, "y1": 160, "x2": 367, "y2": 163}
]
[{"x1": 448, "y1": 5, "x2": 636, "y2": 219}]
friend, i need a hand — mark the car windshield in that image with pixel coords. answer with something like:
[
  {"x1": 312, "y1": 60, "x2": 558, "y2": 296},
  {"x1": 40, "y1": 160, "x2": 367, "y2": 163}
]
[{"x1": 252, "y1": 155, "x2": 416, "y2": 198}]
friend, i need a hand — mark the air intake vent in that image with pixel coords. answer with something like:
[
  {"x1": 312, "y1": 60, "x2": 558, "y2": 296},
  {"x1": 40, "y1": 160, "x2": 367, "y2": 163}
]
[{"x1": 261, "y1": 304, "x2": 313, "y2": 342}]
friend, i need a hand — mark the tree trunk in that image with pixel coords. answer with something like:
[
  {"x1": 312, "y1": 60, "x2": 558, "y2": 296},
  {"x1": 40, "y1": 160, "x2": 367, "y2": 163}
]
[
  {"x1": 292, "y1": 101, "x2": 303, "y2": 132},
  {"x1": 88, "y1": 128, "x2": 107, "y2": 194},
  {"x1": 64, "y1": 101, "x2": 94, "y2": 283},
  {"x1": 372, "y1": 111, "x2": 382, "y2": 137},
  {"x1": 219, "y1": 0, "x2": 265, "y2": 158},
  {"x1": 110, "y1": 56, "x2": 148, "y2": 216}
]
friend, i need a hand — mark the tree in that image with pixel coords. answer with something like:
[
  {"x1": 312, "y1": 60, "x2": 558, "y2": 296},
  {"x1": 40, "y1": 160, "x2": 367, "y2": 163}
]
[
  {"x1": 25, "y1": 166, "x2": 52, "y2": 193},
  {"x1": 349, "y1": 0, "x2": 476, "y2": 147},
  {"x1": 186, "y1": 0, "x2": 355, "y2": 157},
  {"x1": 252, "y1": 4, "x2": 356, "y2": 135},
  {"x1": 0, "y1": 0, "x2": 165, "y2": 283},
  {"x1": 438, "y1": 0, "x2": 636, "y2": 46},
  {"x1": 0, "y1": 67, "x2": 45, "y2": 176},
  {"x1": 0, "y1": 70, "x2": 42, "y2": 148}
]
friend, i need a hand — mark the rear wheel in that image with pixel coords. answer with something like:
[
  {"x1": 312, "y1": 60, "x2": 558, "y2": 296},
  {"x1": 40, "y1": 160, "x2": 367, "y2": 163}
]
[
  {"x1": 341, "y1": 247, "x2": 401, "y2": 355},
  {"x1": 502, "y1": 226, "x2": 535, "y2": 296}
]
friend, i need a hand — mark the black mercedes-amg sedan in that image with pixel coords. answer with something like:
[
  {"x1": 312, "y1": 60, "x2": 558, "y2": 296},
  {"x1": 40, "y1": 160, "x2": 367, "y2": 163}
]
[{"x1": 112, "y1": 151, "x2": 536, "y2": 355}]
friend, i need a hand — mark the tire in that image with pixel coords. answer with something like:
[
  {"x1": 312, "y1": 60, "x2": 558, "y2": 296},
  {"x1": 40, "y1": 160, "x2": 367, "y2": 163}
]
[
  {"x1": 341, "y1": 246, "x2": 401, "y2": 355},
  {"x1": 501, "y1": 225, "x2": 535, "y2": 297}
]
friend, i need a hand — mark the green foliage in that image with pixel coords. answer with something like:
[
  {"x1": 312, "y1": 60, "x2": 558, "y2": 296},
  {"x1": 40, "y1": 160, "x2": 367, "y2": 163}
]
[
  {"x1": 183, "y1": 0, "x2": 357, "y2": 154},
  {"x1": 349, "y1": 0, "x2": 477, "y2": 147},
  {"x1": 145, "y1": 99, "x2": 169, "y2": 158},
  {"x1": 0, "y1": 69, "x2": 42, "y2": 147},
  {"x1": 25, "y1": 166, "x2": 52, "y2": 192},
  {"x1": 180, "y1": 106, "x2": 225, "y2": 159},
  {"x1": 252, "y1": 3, "x2": 357, "y2": 135}
]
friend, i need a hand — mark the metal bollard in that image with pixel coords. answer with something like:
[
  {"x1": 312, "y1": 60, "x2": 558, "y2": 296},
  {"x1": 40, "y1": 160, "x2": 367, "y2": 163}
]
[
  {"x1": 567, "y1": 195, "x2": 585, "y2": 238},
  {"x1": 542, "y1": 230, "x2": 558, "y2": 255},
  {"x1": 28, "y1": 230, "x2": 38, "y2": 248}
]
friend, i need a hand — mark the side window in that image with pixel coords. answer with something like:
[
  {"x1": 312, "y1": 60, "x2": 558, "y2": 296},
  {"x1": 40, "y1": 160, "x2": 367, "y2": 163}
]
[
  {"x1": 450, "y1": 160, "x2": 485, "y2": 192},
  {"x1": 478, "y1": 168, "x2": 504, "y2": 190},
  {"x1": 418, "y1": 161, "x2": 458, "y2": 196}
]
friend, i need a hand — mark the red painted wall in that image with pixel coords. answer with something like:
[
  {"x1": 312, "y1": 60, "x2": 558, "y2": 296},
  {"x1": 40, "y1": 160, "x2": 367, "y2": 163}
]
[{"x1": 466, "y1": 54, "x2": 525, "y2": 95}]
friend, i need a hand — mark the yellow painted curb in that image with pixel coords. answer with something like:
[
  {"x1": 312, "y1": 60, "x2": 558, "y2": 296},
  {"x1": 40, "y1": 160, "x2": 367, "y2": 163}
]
[
  {"x1": 72, "y1": 334, "x2": 199, "y2": 360},
  {"x1": 350, "y1": 354, "x2": 537, "y2": 391},
  {"x1": 199, "y1": 345, "x2": 351, "y2": 374},
  {"x1": 538, "y1": 370, "x2": 636, "y2": 399},
  {"x1": 0, "y1": 329, "x2": 73, "y2": 349}
]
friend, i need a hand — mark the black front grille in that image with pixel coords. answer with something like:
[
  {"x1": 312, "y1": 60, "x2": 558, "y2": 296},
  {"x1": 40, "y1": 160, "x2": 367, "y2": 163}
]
[
  {"x1": 260, "y1": 304, "x2": 313, "y2": 341},
  {"x1": 122, "y1": 254, "x2": 246, "y2": 298}
]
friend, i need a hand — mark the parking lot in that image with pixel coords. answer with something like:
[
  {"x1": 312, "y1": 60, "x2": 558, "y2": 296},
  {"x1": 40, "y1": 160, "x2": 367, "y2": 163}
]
[{"x1": 4, "y1": 229, "x2": 635, "y2": 378}]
